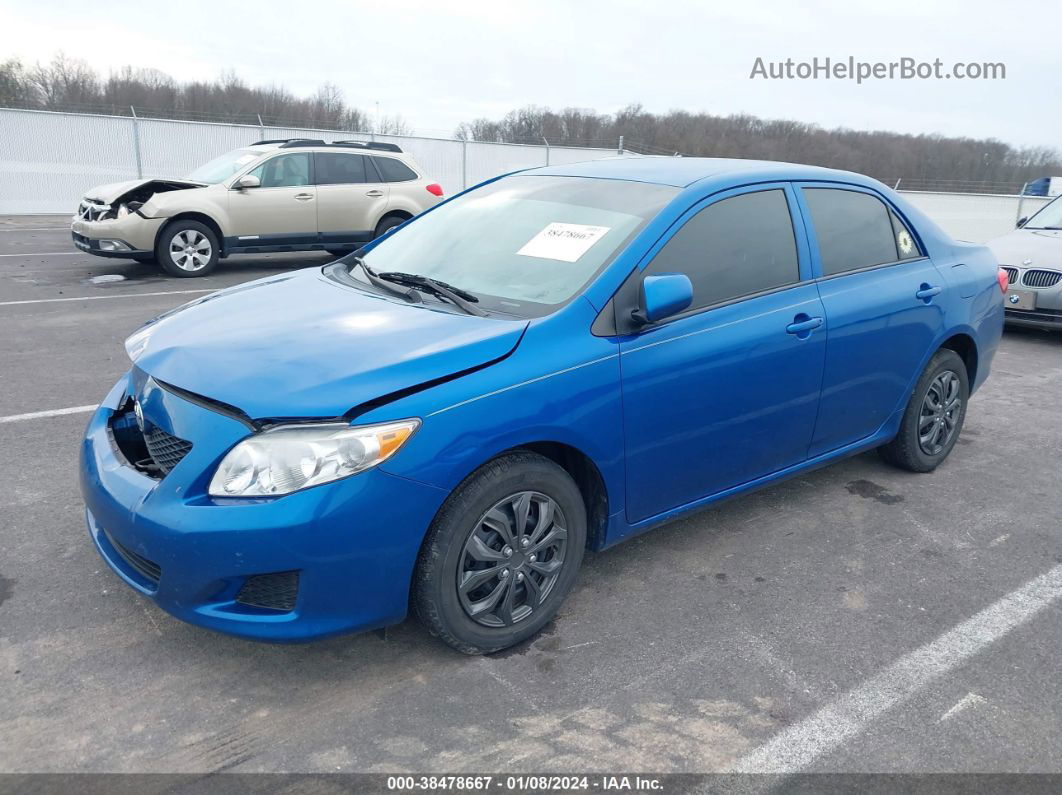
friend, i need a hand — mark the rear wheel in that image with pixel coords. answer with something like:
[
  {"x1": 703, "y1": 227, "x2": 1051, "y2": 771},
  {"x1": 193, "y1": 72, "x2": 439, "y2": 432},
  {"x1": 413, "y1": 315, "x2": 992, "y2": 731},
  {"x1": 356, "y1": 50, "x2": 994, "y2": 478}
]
[
  {"x1": 156, "y1": 220, "x2": 220, "y2": 278},
  {"x1": 878, "y1": 349, "x2": 968, "y2": 472},
  {"x1": 373, "y1": 215, "x2": 406, "y2": 239},
  {"x1": 413, "y1": 452, "x2": 586, "y2": 654}
]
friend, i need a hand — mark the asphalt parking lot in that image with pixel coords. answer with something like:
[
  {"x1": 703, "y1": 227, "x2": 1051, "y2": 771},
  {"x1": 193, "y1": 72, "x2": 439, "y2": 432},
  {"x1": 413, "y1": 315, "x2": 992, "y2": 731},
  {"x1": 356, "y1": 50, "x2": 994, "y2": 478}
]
[{"x1": 2, "y1": 214, "x2": 1062, "y2": 775}]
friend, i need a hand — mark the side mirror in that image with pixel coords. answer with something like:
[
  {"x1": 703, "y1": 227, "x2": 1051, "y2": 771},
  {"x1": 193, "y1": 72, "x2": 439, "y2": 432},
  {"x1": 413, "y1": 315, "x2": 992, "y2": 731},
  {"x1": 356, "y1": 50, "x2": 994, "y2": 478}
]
[
  {"x1": 1016, "y1": 216, "x2": 1028, "y2": 228},
  {"x1": 632, "y1": 273, "x2": 693, "y2": 326},
  {"x1": 234, "y1": 174, "x2": 261, "y2": 190}
]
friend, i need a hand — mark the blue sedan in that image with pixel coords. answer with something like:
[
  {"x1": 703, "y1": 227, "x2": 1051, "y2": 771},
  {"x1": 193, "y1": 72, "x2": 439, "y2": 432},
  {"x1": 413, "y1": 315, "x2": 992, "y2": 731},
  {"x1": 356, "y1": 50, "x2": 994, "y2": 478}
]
[{"x1": 80, "y1": 157, "x2": 1006, "y2": 653}]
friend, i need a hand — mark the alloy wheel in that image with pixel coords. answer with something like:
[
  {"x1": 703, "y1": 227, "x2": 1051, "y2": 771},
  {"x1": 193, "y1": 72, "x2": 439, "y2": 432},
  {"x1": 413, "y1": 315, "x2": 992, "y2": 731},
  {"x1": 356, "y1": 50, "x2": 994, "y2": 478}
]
[
  {"x1": 169, "y1": 230, "x2": 212, "y2": 271},
  {"x1": 457, "y1": 491, "x2": 568, "y2": 628},
  {"x1": 918, "y1": 369, "x2": 962, "y2": 456}
]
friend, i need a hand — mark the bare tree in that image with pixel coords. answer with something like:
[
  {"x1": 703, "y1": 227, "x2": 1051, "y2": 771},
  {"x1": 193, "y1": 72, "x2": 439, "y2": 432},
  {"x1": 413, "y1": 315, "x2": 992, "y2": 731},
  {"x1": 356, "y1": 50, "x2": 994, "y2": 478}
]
[
  {"x1": 455, "y1": 104, "x2": 1062, "y2": 189},
  {"x1": 0, "y1": 54, "x2": 377, "y2": 131}
]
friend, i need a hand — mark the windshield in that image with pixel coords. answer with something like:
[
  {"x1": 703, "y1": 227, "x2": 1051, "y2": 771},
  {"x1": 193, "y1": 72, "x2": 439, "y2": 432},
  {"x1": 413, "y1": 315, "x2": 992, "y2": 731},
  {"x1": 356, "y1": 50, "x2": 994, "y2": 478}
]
[
  {"x1": 185, "y1": 148, "x2": 265, "y2": 184},
  {"x1": 1024, "y1": 195, "x2": 1062, "y2": 229},
  {"x1": 359, "y1": 175, "x2": 678, "y2": 316}
]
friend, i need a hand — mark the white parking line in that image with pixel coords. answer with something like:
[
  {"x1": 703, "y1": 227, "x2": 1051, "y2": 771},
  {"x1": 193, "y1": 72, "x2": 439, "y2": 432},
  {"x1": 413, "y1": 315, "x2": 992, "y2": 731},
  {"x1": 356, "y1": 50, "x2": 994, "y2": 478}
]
[
  {"x1": 728, "y1": 563, "x2": 1062, "y2": 774},
  {"x1": 0, "y1": 289, "x2": 214, "y2": 307},
  {"x1": 0, "y1": 251, "x2": 84, "y2": 257},
  {"x1": 0, "y1": 405, "x2": 97, "y2": 424}
]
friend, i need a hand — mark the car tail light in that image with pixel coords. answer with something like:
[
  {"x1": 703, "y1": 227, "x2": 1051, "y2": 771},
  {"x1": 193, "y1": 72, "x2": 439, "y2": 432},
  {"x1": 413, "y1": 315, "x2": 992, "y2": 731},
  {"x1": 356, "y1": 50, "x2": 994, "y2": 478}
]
[
  {"x1": 425, "y1": 183, "x2": 444, "y2": 197},
  {"x1": 997, "y1": 268, "x2": 1009, "y2": 293}
]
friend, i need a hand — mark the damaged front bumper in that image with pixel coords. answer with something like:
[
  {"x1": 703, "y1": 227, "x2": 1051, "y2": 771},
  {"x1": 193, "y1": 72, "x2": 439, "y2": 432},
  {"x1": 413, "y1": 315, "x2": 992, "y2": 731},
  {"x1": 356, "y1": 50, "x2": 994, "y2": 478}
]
[
  {"x1": 80, "y1": 370, "x2": 448, "y2": 642},
  {"x1": 71, "y1": 214, "x2": 165, "y2": 258}
]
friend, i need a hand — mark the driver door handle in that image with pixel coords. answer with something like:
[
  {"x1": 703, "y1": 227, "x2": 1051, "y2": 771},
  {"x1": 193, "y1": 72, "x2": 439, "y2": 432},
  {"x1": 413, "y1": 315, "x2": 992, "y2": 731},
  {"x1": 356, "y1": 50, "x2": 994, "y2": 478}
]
[
  {"x1": 785, "y1": 315, "x2": 824, "y2": 335},
  {"x1": 294, "y1": 193, "x2": 314, "y2": 201},
  {"x1": 365, "y1": 189, "x2": 385, "y2": 198}
]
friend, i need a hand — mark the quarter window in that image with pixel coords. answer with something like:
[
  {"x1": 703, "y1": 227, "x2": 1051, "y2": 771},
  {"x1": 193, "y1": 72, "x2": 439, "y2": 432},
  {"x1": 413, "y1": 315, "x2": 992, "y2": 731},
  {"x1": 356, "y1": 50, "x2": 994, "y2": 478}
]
[
  {"x1": 802, "y1": 188, "x2": 902, "y2": 276},
  {"x1": 315, "y1": 152, "x2": 370, "y2": 185},
  {"x1": 645, "y1": 189, "x2": 800, "y2": 312},
  {"x1": 373, "y1": 156, "x2": 418, "y2": 182},
  {"x1": 890, "y1": 211, "x2": 922, "y2": 260},
  {"x1": 248, "y1": 153, "x2": 311, "y2": 188}
]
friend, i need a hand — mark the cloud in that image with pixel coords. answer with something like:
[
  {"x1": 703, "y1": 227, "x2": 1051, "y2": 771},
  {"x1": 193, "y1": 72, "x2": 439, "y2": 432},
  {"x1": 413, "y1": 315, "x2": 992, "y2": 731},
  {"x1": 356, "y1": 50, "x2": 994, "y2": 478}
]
[{"x1": 0, "y1": 0, "x2": 1056, "y2": 147}]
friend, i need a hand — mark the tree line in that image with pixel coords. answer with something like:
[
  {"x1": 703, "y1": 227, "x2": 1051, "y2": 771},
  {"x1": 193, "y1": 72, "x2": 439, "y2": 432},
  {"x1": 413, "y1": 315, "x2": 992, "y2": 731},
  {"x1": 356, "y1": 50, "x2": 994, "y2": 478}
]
[
  {"x1": 2, "y1": 55, "x2": 1056, "y2": 188},
  {"x1": 456, "y1": 104, "x2": 1060, "y2": 190},
  {"x1": 0, "y1": 53, "x2": 410, "y2": 134}
]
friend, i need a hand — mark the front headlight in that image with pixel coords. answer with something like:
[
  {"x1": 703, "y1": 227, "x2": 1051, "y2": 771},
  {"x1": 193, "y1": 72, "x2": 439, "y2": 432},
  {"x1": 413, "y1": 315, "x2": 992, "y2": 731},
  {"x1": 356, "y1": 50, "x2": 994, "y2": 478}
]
[
  {"x1": 208, "y1": 419, "x2": 420, "y2": 498},
  {"x1": 124, "y1": 324, "x2": 155, "y2": 362}
]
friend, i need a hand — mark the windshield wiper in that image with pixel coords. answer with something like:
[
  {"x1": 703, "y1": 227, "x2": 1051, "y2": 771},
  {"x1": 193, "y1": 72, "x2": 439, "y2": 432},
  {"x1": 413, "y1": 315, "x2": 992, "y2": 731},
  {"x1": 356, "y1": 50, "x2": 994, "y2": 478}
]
[
  {"x1": 377, "y1": 271, "x2": 487, "y2": 316},
  {"x1": 344, "y1": 256, "x2": 422, "y2": 304}
]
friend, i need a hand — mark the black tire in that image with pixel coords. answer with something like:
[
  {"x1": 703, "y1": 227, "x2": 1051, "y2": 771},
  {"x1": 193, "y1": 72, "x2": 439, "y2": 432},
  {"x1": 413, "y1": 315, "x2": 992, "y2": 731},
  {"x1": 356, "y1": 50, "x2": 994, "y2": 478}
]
[
  {"x1": 878, "y1": 349, "x2": 969, "y2": 473},
  {"x1": 325, "y1": 247, "x2": 352, "y2": 257},
  {"x1": 373, "y1": 215, "x2": 406, "y2": 239},
  {"x1": 156, "y1": 220, "x2": 220, "y2": 278},
  {"x1": 413, "y1": 451, "x2": 586, "y2": 654}
]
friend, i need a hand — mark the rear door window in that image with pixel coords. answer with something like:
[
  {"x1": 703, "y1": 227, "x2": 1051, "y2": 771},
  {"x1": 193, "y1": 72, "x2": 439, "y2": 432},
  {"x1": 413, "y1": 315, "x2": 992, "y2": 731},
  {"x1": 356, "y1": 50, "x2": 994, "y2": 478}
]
[
  {"x1": 644, "y1": 188, "x2": 800, "y2": 312},
  {"x1": 373, "y1": 156, "x2": 418, "y2": 182},
  {"x1": 802, "y1": 188, "x2": 900, "y2": 276},
  {"x1": 315, "y1": 152, "x2": 370, "y2": 185}
]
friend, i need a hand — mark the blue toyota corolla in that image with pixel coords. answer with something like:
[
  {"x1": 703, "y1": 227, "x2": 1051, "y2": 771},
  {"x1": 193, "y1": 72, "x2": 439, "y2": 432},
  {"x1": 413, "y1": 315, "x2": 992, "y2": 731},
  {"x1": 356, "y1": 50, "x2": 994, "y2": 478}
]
[{"x1": 81, "y1": 157, "x2": 1006, "y2": 653}]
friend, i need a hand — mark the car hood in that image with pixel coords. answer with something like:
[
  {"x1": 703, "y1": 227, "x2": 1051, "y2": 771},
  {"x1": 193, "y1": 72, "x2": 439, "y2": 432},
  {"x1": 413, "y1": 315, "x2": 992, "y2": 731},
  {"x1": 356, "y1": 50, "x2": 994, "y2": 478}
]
[
  {"x1": 131, "y1": 268, "x2": 527, "y2": 420},
  {"x1": 85, "y1": 178, "x2": 207, "y2": 205},
  {"x1": 986, "y1": 228, "x2": 1062, "y2": 268}
]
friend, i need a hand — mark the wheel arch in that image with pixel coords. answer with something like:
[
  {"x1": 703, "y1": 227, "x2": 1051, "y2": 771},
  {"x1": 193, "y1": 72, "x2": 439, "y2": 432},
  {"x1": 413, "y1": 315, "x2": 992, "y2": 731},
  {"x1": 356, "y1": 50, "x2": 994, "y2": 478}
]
[
  {"x1": 374, "y1": 209, "x2": 414, "y2": 235},
  {"x1": 155, "y1": 212, "x2": 226, "y2": 255},
  {"x1": 429, "y1": 440, "x2": 611, "y2": 553},
  {"x1": 939, "y1": 332, "x2": 978, "y2": 387},
  {"x1": 517, "y1": 441, "x2": 610, "y2": 551}
]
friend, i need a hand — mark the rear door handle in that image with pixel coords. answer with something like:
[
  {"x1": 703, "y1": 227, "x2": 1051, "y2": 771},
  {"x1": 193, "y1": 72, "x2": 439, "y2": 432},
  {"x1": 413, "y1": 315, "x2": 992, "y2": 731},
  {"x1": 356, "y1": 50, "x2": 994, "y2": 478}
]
[
  {"x1": 365, "y1": 190, "x2": 384, "y2": 198},
  {"x1": 785, "y1": 315, "x2": 824, "y2": 336},
  {"x1": 294, "y1": 193, "x2": 314, "y2": 201},
  {"x1": 916, "y1": 283, "x2": 942, "y2": 301}
]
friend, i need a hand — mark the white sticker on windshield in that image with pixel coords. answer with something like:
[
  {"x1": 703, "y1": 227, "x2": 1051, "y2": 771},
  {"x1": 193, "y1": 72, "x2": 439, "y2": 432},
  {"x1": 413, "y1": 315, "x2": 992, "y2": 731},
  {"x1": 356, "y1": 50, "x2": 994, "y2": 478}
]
[{"x1": 516, "y1": 223, "x2": 611, "y2": 262}]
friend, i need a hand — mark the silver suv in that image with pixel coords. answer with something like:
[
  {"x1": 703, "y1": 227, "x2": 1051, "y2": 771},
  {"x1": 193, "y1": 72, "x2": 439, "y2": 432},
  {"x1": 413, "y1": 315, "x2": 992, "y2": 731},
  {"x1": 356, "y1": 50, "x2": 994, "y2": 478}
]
[{"x1": 70, "y1": 139, "x2": 444, "y2": 277}]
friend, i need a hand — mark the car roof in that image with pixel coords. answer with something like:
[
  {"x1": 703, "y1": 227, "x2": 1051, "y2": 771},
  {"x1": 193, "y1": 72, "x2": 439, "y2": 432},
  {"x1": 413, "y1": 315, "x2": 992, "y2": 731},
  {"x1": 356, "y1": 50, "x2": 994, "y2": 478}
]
[{"x1": 525, "y1": 156, "x2": 879, "y2": 190}]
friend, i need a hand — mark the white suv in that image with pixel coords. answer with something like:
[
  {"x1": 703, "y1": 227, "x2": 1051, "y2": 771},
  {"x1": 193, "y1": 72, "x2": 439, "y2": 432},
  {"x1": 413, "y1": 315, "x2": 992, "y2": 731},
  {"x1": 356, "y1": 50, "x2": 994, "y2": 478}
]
[{"x1": 70, "y1": 139, "x2": 444, "y2": 277}]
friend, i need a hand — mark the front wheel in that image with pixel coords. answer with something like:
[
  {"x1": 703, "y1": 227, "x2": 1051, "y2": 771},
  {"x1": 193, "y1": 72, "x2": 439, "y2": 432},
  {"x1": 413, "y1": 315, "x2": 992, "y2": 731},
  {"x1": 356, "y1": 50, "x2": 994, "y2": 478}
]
[
  {"x1": 878, "y1": 348, "x2": 969, "y2": 472},
  {"x1": 413, "y1": 452, "x2": 586, "y2": 654},
  {"x1": 156, "y1": 220, "x2": 220, "y2": 278}
]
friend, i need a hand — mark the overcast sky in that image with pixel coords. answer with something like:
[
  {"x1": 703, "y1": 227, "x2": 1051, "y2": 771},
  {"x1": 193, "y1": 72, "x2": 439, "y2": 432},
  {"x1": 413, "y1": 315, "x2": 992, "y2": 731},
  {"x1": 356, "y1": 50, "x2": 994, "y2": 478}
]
[{"x1": 2, "y1": 0, "x2": 1058, "y2": 150}]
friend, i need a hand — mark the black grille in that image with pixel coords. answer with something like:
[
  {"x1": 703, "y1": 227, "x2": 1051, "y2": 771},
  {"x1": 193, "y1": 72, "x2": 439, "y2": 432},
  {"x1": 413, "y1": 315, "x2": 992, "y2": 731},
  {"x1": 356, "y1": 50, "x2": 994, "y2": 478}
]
[
  {"x1": 1022, "y1": 269, "x2": 1062, "y2": 288},
  {"x1": 104, "y1": 530, "x2": 162, "y2": 585},
  {"x1": 236, "y1": 571, "x2": 300, "y2": 611},
  {"x1": 143, "y1": 426, "x2": 193, "y2": 474},
  {"x1": 1002, "y1": 267, "x2": 1018, "y2": 285}
]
